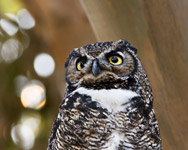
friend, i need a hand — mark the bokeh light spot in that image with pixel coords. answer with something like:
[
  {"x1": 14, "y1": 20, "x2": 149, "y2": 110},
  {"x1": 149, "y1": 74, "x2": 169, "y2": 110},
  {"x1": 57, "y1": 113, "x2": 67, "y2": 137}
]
[
  {"x1": 34, "y1": 53, "x2": 55, "y2": 77},
  {"x1": 1, "y1": 38, "x2": 23, "y2": 63},
  {"x1": 0, "y1": 19, "x2": 18, "y2": 36},
  {"x1": 17, "y1": 8, "x2": 35, "y2": 29},
  {"x1": 20, "y1": 113, "x2": 41, "y2": 135},
  {"x1": 5, "y1": 13, "x2": 18, "y2": 22},
  {"x1": 11, "y1": 112, "x2": 41, "y2": 150},
  {"x1": 20, "y1": 80, "x2": 46, "y2": 109},
  {"x1": 11, "y1": 124, "x2": 35, "y2": 150}
]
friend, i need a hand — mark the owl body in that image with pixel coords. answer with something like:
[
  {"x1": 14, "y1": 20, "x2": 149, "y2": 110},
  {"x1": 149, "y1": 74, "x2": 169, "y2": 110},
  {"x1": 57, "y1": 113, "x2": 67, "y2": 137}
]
[{"x1": 47, "y1": 40, "x2": 162, "y2": 150}]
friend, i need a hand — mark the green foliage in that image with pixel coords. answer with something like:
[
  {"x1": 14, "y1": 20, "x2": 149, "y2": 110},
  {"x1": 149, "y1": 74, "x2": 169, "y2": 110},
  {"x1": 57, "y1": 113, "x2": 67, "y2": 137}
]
[{"x1": 0, "y1": 0, "x2": 23, "y2": 14}]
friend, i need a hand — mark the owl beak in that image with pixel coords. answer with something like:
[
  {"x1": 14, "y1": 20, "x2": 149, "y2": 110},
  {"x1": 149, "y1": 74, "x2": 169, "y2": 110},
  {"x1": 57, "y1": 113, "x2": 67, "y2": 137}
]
[{"x1": 92, "y1": 59, "x2": 100, "y2": 77}]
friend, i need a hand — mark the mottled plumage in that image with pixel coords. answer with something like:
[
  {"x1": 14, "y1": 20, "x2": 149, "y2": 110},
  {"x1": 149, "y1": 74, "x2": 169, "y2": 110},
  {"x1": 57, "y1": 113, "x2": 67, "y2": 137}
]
[{"x1": 47, "y1": 40, "x2": 162, "y2": 150}]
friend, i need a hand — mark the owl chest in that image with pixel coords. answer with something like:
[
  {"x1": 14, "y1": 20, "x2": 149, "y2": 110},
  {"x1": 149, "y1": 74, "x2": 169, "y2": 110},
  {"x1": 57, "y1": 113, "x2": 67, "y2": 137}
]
[{"x1": 60, "y1": 88, "x2": 140, "y2": 149}]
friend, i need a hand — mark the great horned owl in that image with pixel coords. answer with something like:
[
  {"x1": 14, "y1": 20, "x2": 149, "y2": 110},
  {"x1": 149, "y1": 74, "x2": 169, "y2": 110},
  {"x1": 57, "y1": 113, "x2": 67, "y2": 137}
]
[{"x1": 47, "y1": 40, "x2": 162, "y2": 150}]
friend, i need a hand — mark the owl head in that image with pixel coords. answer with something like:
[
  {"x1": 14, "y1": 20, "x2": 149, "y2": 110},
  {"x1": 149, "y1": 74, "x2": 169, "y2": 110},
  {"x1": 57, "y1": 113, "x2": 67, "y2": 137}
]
[{"x1": 65, "y1": 40, "x2": 141, "y2": 93}]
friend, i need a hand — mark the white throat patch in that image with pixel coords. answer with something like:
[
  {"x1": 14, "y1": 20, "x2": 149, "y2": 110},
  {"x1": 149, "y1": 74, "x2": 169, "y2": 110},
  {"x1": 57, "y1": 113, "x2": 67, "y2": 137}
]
[{"x1": 74, "y1": 87, "x2": 139, "y2": 113}]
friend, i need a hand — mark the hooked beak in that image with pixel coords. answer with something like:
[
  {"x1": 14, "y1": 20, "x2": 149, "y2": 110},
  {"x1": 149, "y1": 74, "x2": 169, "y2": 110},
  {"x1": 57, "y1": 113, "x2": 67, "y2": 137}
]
[{"x1": 92, "y1": 59, "x2": 100, "y2": 77}]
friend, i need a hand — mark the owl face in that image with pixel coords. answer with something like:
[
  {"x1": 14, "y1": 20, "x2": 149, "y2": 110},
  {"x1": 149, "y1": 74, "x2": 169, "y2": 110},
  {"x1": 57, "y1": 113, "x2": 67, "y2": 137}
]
[{"x1": 65, "y1": 40, "x2": 138, "y2": 90}]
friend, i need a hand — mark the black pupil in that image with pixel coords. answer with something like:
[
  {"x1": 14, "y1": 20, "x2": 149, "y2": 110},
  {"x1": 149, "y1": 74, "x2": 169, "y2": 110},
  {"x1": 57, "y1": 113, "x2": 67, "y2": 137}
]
[
  {"x1": 80, "y1": 61, "x2": 85, "y2": 68},
  {"x1": 111, "y1": 56, "x2": 118, "y2": 63}
]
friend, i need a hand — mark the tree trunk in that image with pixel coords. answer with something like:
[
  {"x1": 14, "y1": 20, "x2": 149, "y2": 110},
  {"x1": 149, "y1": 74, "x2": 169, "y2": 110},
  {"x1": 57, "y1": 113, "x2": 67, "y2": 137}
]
[{"x1": 80, "y1": 0, "x2": 188, "y2": 149}]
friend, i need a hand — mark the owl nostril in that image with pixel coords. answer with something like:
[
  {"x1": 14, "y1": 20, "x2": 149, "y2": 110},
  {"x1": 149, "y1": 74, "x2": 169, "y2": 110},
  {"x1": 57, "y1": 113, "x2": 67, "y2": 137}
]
[{"x1": 92, "y1": 59, "x2": 100, "y2": 77}]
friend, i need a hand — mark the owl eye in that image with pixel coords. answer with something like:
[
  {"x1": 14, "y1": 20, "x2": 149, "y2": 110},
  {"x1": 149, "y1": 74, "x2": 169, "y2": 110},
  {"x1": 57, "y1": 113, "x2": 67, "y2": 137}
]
[
  {"x1": 76, "y1": 59, "x2": 86, "y2": 71},
  {"x1": 108, "y1": 55, "x2": 123, "y2": 65}
]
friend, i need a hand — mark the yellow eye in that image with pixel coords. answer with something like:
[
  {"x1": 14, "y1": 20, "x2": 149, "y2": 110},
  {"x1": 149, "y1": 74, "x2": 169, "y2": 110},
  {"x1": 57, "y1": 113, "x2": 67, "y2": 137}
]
[
  {"x1": 109, "y1": 55, "x2": 123, "y2": 65},
  {"x1": 76, "y1": 60, "x2": 86, "y2": 71}
]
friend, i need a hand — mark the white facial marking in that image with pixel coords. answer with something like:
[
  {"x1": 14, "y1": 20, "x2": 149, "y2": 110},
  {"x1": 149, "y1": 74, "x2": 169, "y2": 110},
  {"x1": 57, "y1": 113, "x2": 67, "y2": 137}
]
[{"x1": 74, "y1": 87, "x2": 139, "y2": 113}]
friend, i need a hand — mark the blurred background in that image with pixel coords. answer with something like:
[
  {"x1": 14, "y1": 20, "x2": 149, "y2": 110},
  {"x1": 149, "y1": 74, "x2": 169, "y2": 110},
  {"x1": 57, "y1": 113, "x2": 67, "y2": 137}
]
[
  {"x1": 1, "y1": 0, "x2": 188, "y2": 150},
  {"x1": 0, "y1": 0, "x2": 96, "y2": 149}
]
